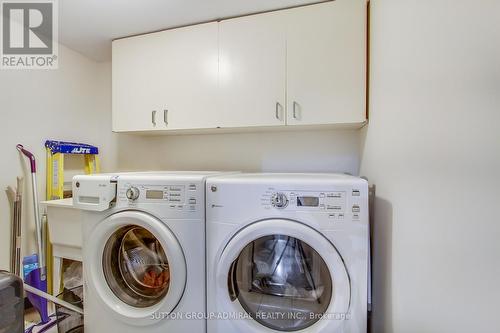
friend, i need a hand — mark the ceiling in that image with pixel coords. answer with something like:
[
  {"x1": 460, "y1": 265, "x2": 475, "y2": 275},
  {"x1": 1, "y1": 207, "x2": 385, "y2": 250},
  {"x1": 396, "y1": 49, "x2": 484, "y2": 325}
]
[{"x1": 59, "y1": 0, "x2": 325, "y2": 61}]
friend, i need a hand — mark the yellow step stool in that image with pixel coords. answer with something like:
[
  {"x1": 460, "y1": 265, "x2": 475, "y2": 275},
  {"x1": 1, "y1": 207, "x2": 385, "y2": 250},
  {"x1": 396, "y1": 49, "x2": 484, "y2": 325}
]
[
  {"x1": 45, "y1": 141, "x2": 100, "y2": 200},
  {"x1": 44, "y1": 140, "x2": 99, "y2": 294}
]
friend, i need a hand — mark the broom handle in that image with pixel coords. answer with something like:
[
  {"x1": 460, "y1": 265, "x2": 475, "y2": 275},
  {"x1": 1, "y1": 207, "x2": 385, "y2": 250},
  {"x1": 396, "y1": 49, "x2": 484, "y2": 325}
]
[
  {"x1": 6, "y1": 186, "x2": 16, "y2": 274},
  {"x1": 15, "y1": 177, "x2": 23, "y2": 277},
  {"x1": 24, "y1": 284, "x2": 84, "y2": 315}
]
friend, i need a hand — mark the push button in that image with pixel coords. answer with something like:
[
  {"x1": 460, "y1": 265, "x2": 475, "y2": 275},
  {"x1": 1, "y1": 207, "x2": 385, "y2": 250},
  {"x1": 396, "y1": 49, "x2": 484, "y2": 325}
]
[
  {"x1": 189, "y1": 198, "x2": 196, "y2": 204},
  {"x1": 352, "y1": 205, "x2": 360, "y2": 213}
]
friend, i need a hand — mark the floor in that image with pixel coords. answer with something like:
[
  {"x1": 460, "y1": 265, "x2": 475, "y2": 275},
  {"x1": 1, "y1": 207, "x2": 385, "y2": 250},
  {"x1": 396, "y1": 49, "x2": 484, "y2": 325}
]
[{"x1": 24, "y1": 307, "x2": 58, "y2": 333}]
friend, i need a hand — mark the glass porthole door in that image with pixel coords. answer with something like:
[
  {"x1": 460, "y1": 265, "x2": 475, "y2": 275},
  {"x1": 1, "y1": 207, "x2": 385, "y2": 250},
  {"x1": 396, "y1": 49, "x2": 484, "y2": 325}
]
[
  {"x1": 86, "y1": 211, "x2": 187, "y2": 326},
  {"x1": 102, "y1": 226, "x2": 171, "y2": 308},
  {"x1": 228, "y1": 234, "x2": 332, "y2": 331},
  {"x1": 217, "y1": 220, "x2": 350, "y2": 332}
]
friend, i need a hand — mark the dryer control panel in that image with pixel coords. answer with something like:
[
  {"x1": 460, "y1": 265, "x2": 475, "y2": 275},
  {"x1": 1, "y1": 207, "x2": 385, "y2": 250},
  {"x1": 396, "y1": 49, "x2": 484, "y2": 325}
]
[
  {"x1": 262, "y1": 188, "x2": 364, "y2": 221},
  {"x1": 265, "y1": 190, "x2": 346, "y2": 210}
]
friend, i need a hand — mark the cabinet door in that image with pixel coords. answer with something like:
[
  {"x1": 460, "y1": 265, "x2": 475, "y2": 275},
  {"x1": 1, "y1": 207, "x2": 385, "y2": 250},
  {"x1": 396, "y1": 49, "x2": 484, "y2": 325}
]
[
  {"x1": 112, "y1": 33, "x2": 164, "y2": 132},
  {"x1": 155, "y1": 22, "x2": 219, "y2": 131},
  {"x1": 217, "y1": 11, "x2": 287, "y2": 128},
  {"x1": 286, "y1": 0, "x2": 367, "y2": 126},
  {"x1": 112, "y1": 23, "x2": 219, "y2": 132}
]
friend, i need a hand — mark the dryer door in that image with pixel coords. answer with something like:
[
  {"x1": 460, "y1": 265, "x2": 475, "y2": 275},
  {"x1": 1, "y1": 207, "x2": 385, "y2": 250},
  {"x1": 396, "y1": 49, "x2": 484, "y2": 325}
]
[
  {"x1": 86, "y1": 211, "x2": 187, "y2": 326},
  {"x1": 216, "y1": 219, "x2": 350, "y2": 332}
]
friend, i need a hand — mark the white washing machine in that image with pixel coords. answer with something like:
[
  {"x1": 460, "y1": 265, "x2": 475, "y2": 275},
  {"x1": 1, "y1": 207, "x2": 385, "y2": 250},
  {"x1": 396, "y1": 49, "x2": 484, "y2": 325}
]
[
  {"x1": 206, "y1": 173, "x2": 369, "y2": 333},
  {"x1": 72, "y1": 172, "x2": 229, "y2": 333}
]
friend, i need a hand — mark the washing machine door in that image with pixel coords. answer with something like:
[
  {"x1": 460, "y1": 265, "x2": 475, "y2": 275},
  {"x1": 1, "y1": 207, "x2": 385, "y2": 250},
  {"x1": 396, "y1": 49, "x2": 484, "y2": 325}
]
[
  {"x1": 216, "y1": 219, "x2": 350, "y2": 332},
  {"x1": 86, "y1": 210, "x2": 187, "y2": 326}
]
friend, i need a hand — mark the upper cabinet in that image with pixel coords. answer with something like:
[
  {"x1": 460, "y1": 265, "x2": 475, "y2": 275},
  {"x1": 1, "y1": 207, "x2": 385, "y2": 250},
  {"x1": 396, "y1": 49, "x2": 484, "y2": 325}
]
[
  {"x1": 155, "y1": 23, "x2": 219, "y2": 131},
  {"x1": 286, "y1": 0, "x2": 367, "y2": 126},
  {"x1": 112, "y1": 0, "x2": 367, "y2": 133},
  {"x1": 113, "y1": 22, "x2": 219, "y2": 132},
  {"x1": 217, "y1": 11, "x2": 287, "y2": 128},
  {"x1": 113, "y1": 32, "x2": 164, "y2": 132}
]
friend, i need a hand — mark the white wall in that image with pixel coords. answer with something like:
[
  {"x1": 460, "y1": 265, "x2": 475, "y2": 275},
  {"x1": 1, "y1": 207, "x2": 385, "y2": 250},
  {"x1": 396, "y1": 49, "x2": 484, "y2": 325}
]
[
  {"x1": 114, "y1": 129, "x2": 361, "y2": 174},
  {"x1": 0, "y1": 45, "x2": 114, "y2": 270},
  {"x1": 361, "y1": 0, "x2": 500, "y2": 332}
]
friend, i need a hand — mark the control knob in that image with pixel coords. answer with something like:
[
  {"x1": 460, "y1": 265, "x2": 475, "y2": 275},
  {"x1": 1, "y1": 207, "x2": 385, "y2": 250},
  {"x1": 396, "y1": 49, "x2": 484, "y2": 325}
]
[
  {"x1": 271, "y1": 192, "x2": 288, "y2": 209},
  {"x1": 126, "y1": 186, "x2": 140, "y2": 201}
]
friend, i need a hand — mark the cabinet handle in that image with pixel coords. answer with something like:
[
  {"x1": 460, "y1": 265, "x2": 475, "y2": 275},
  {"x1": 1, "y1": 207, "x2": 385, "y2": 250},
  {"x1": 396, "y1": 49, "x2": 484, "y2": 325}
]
[
  {"x1": 164, "y1": 109, "x2": 168, "y2": 126},
  {"x1": 275, "y1": 102, "x2": 282, "y2": 121},
  {"x1": 152, "y1": 110, "x2": 157, "y2": 126},
  {"x1": 293, "y1": 101, "x2": 299, "y2": 120}
]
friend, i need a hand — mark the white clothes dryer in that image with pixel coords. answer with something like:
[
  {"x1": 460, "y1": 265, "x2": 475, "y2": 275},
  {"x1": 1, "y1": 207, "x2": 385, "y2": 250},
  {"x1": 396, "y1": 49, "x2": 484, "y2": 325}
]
[{"x1": 206, "y1": 173, "x2": 369, "y2": 333}]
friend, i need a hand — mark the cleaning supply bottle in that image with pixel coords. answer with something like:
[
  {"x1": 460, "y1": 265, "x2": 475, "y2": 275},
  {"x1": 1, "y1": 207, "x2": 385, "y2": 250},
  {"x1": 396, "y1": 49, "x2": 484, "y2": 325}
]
[{"x1": 23, "y1": 254, "x2": 39, "y2": 279}]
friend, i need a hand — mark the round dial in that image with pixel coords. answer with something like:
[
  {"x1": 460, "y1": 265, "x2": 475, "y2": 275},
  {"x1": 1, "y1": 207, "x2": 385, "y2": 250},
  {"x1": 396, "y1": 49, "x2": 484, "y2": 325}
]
[
  {"x1": 126, "y1": 186, "x2": 140, "y2": 201},
  {"x1": 271, "y1": 192, "x2": 288, "y2": 209}
]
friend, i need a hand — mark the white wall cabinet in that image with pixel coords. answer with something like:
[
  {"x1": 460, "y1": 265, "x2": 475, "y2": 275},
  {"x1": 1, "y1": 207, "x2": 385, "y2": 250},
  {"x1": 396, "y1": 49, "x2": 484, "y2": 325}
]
[
  {"x1": 113, "y1": 23, "x2": 218, "y2": 132},
  {"x1": 217, "y1": 11, "x2": 287, "y2": 128},
  {"x1": 286, "y1": 0, "x2": 367, "y2": 126},
  {"x1": 112, "y1": 0, "x2": 367, "y2": 133},
  {"x1": 113, "y1": 32, "x2": 164, "y2": 132}
]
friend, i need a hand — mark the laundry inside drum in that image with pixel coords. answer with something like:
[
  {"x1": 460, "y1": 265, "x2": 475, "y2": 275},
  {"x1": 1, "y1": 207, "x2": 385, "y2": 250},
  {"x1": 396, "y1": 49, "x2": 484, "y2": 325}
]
[
  {"x1": 103, "y1": 225, "x2": 170, "y2": 308},
  {"x1": 228, "y1": 235, "x2": 333, "y2": 331}
]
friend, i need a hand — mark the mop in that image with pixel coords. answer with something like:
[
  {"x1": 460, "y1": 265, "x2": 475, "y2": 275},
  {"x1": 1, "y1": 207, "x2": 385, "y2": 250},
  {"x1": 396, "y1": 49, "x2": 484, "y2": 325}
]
[{"x1": 16, "y1": 144, "x2": 50, "y2": 324}]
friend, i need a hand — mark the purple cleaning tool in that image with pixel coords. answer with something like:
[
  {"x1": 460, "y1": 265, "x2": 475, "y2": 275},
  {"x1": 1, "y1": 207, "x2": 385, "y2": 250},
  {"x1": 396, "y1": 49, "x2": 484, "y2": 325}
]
[{"x1": 17, "y1": 144, "x2": 48, "y2": 323}]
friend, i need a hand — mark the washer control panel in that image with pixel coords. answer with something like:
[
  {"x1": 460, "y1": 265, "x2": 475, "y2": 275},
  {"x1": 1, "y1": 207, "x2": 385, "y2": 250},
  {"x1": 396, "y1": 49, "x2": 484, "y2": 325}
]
[
  {"x1": 120, "y1": 184, "x2": 185, "y2": 202},
  {"x1": 117, "y1": 183, "x2": 199, "y2": 212}
]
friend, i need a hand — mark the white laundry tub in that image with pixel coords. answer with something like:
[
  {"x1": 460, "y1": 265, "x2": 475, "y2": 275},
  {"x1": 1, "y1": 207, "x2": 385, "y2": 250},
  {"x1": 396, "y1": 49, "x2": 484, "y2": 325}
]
[{"x1": 41, "y1": 198, "x2": 82, "y2": 294}]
